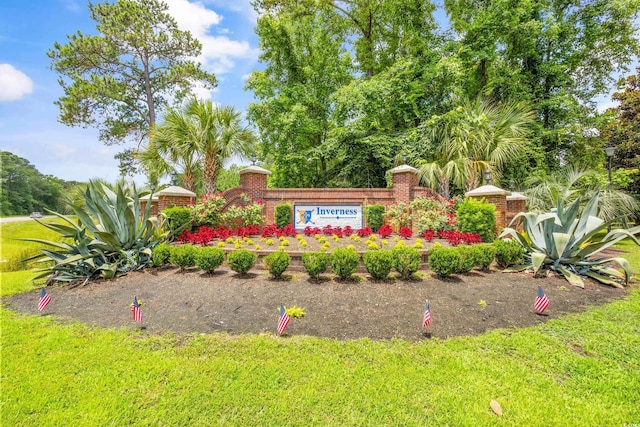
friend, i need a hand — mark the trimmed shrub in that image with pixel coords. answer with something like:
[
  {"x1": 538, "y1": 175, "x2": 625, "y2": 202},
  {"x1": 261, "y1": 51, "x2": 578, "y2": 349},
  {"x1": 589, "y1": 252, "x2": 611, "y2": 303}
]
[
  {"x1": 162, "y1": 207, "x2": 192, "y2": 238},
  {"x1": 456, "y1": 198, "x2": 496, "y2": 242},
  {"x1": 275, "y1": 203, "x2": 292, "y2": 228},
  {"x1": 366, "y1": 205, "x2": 385, "y2": 232},
  {"x1": 363, "y1": 249, "x2": 393, "y2": 279},
  {"x1": 194, "y1": 247, "x2": 225, "y2": 273},
  {"x1": 470, "y1": 243, "x2": 496, "y2": 271},
  {"x1": 330, "y1": 248, "x2": 360, "y2": 280},
  {"x1": 392, "y1": 246, "x2": 421, "y2": 279},
  {"x1": 302, "y1": 251, "x2": 329, "y2": 279},
  {"x1": 494, "y1": 239, "x2": 525, "y2": 268},
  {"x1": 456, "y1": 245, "x2": 475, "y2": 274},
  {"x1": 227, "y1": 249, "x2": 257, "y2": 274},
  {"x1": 170, "y1": 244, "x2": 196, "y2": 270},
  {"x1": 264, "y1": 251, "x2": 291, "y2": 278},
  {"x1": 429, "y1": 247, "x2": 462, "y2": 277},
  {"x1": 152, "y1": 243, "x2": 172, "y2": 267}
]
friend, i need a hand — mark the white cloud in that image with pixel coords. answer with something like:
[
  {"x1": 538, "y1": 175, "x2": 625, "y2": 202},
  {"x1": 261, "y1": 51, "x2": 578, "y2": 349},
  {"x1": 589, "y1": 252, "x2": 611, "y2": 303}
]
[
  {"x1": 0, "y1": 64, "x2": 34, "y2": 101},
  {"x1": 165, "y1": 0, "x2": 257, "y2": 76},
  {"x1": 60, "y1": 0, "x2": 81, "y2": 12}
]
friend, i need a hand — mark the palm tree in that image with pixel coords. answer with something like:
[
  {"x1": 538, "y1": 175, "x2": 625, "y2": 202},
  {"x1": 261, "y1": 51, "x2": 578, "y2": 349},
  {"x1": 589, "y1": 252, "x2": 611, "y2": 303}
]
[
  {"x1": 418, "y1": 97, "x2": 535, "y2": 197},
  {"x1": 140, "y1": 99, "x2": 255, "y2": 194},
  {"x1": 525, "y1": 165, "x2": 639, "y2": 223}
]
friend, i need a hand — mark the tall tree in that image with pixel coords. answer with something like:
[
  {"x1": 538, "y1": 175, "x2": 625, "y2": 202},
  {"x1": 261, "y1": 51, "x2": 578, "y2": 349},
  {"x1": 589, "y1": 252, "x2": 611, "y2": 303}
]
[
  {"x1": 602, "y1": 67, "x2": 640, "y2": 201},
  {"x1": 0, "y1": 151, "x2": 67, "y2": 215},
  {"x1": 415, "y1": 98, "x2": 535, "y2": 198},
  {"x1": 47, "y1": 0, "x2": 217, "y2": 155},
  {"x1": 247, "y1": 2, "x2": 352, "y2": 187},
  {"x1": 147, "y1": 99, "x2": 255, "y2": 194},
  {"x1": 444, "y1": 0, "x2": 640, "y2": 169}
]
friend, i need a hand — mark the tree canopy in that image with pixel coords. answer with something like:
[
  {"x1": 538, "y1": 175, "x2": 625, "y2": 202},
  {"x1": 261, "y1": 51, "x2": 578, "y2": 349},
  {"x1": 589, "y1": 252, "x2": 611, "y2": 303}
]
[{"x1": 48, "y1": 0, "x2": 217, "y2": 166}]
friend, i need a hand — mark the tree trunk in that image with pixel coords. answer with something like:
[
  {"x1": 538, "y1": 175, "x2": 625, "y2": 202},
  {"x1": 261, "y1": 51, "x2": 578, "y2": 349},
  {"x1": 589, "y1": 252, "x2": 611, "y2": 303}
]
[
  {"x1": 182, "y1": 172, "x2": 196, "y2": 193},
  {"x1": 438, "y1": 178, "x2": 450, "y2": 200},
  {"x1": 203, "y1": 152, "x2": 219, "y2": 195}
]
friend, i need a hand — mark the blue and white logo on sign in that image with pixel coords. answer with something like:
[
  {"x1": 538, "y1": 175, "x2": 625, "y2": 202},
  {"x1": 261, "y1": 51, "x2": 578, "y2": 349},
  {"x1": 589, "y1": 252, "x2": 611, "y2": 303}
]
[
  {"x1": 298, "y1": 209, "x2": 313, "y2": 224},
  {"x1": 294, "y1": 204, "x2": 363, "y2": 230}
]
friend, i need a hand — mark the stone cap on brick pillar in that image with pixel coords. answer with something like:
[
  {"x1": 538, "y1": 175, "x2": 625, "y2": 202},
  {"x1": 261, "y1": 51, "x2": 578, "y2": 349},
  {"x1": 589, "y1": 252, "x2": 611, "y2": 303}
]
[
  {"x1": 239, "y1": 165, "x2": 272, "y2": 176},
  {"x1": 506, "y1": 191, "x2": 528, "y2": 201},
  {"x1": 157, "y1": 185, "x2": 196, "y2": 198},
  {"x1": 389, "y1": 164, "x2": 419, "y2": 185},
  {"x1": 465, "y1": 184, "x2": 509, "y2": 197}
]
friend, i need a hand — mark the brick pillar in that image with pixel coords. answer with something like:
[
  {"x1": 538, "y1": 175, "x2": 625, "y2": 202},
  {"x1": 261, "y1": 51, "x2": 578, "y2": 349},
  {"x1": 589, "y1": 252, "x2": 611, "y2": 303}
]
[
  {"x1": 390, "y1": 165, "x2": 419, "y2": 204},
  {"x1": 465, "y1": 185, "x2": 509, "y2": 233},
  {"x1": 239, "y1": 165, "x2": 271, "y2": 201},
  {"x1": 506, "y1": 192, "x2": 528, "y2": 231}
]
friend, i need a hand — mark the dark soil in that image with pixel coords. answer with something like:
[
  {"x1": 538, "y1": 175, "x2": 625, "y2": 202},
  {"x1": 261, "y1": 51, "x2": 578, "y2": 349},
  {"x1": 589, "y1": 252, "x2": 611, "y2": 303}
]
[{"x1": 5, "y1": 266, "x2": 630, "y2": 341}]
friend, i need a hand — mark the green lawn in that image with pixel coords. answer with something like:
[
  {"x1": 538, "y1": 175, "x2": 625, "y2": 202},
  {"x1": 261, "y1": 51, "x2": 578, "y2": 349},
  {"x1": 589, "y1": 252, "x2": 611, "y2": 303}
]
[
  {"x1": 2, "y1": 221, "x2": 639, "y2": 425},
  {"x1": 0, "y1": 218, "x2": 67, "y2": 272}
]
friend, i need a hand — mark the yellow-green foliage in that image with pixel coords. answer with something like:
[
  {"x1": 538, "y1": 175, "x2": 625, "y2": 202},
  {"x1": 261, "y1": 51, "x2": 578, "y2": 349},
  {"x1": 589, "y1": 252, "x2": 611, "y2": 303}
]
[{"x1": 285, "y1": 306, "x2": 305, "y2": 318}]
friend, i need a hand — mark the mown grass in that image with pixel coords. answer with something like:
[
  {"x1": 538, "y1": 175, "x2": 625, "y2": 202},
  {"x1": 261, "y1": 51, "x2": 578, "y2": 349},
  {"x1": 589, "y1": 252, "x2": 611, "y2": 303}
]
[
  {"x1": 2, "y1": 220, "x2": 639, "y2": 425},
  {"x1": 0, "y1": 218, "x2": 67, "y2": 272},
  {"x1": 2, "y1": 276, "x2": 640, "y2": 424}
]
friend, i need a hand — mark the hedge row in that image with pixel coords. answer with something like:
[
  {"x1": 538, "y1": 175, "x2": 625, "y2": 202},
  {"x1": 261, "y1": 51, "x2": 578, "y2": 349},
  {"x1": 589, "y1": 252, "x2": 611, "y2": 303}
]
[{"x1": 152, "y1": 239, "x2": 523, "y2": 280}]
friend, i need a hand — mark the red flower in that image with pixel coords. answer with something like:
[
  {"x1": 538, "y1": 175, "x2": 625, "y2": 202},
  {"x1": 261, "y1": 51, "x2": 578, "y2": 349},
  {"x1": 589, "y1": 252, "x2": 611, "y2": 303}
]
[
  {"x1": 399, "y1": 226, "x2": 413, "y2": 239},
  {"x1": 378, "y1": 224, "x2": 393, "y2": 238},
  {"x1": 357, "y1": 226, "x2": 373, "y2": 237}
]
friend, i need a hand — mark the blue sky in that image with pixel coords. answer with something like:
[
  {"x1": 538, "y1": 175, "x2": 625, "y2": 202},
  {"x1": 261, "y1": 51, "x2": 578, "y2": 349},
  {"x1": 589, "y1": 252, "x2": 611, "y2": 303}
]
[
  {"x1": 0, "y1": 0, "x2": 259, "y2": 184},
  {"x1": 0, "y1": 0, "x2": 634, "y2": 185}
]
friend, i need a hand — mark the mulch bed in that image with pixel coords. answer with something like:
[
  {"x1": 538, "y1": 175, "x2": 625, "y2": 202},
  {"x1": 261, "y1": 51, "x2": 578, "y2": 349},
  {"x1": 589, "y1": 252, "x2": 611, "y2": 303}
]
[{"x1": 5, "y1": 266, "x2": 630, "y2": 341}]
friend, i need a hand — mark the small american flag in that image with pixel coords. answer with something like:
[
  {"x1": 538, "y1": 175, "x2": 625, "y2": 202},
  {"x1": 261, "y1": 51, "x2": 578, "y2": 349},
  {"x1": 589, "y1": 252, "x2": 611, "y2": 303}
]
[
  {"x1": 422, "y1": 300, "x2": 432, "y2": 328},
  {"x1": 277, "y1": 303, "x2": 290, "y2": 336},
  {"x1": 37, "y1": 288, "x2": 51, "y2": 312},
  {"x1": 131, "y1": 296, "x2": 143, "y2": 322},
  {"x1": 534, "y1": 286, "x2": 550, "y2": 314}
]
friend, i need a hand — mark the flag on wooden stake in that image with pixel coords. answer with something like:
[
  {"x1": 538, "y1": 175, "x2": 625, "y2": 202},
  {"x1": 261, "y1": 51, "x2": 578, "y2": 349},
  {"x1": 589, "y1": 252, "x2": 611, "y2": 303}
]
[
  {"x1": 277, "y1": 303, "x2": 290, "y2": 336},
  {"x1": 422, "y1": 300, "x2": 432, "y2": 328},
  {"x1": 37, "y1": 288, "x2": 51, "y2": 312},
  {"x1": 132, "y1": 296, "x2": 143, "y2": 322},
  {"x1": 534, "y1": 286, "x2": 550, "y2": 314}
]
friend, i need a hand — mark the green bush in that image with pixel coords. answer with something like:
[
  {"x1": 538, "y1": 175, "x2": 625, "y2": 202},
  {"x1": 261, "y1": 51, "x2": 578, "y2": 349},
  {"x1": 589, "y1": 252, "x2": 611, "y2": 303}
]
[
  {"x1": 456, "y1": 245, "x2": 475, "y2": 274},
  {"x1": 469, "y1": 244, "x2": 496, "y2": 271},
  {"x1": 494, "y1": 239, "x2": 525, "y2": 268},
  {"x1": 330, "y1": 248, "x2": 360, "y2": 280},
  {"x1": 194, "y1": 247, "x2": 225, "y2": 273},
  {"x1": 152, "y1": 243, "x2": 172, "y2": 267},
  {"x1": 410, "y1": 197, "x2": 453, "y2": 233},
  {"x1": 392, "y1": 246, "x2": 421, "y2": 279},
  {"x1": 227, "y1": 249, "x2": 257, "y2": 274},
  {"x1": 456, "y1": 198, "x2": 496, "y2": 242},
  {"x1": 162, "y1": 207, "x2": 192, "y2": 237},
  {"x1": 264, "y1": 251, "x2": 291, "y2": 278},
  {"x1": 302, "y1": 251, "x2": 329, "y2": 279},
  {"x1": 366, "y1": 205, "x2": 385, "y2": 232},
  {"x1": 275, "y1": 203, "x2": 292, "y2": 228},
  {"x1": 429, "y1": 247, "x2": 462, "y2": 277},
  {"x1": 170, "y1": 245, "x2": 197, "y2": 270},
  {"x1": 363, "y1": 249, "x2": 393, "y2": 279}
]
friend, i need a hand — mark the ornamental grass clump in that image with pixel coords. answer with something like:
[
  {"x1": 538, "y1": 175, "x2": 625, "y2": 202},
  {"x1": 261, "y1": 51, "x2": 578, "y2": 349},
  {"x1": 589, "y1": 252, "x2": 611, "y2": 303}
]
[
  {"x1": 330, "y1": 248, "x2": 360, "y2": 280},
  {"x1": 302, "y1": 251, "x2": 329, "y2": 279},
  {"x1": 227, "y1": 249, "x2": 257, "y2": 275},
  {"x1": 500, "y1": 192, "x2": 640, "y2": 287},
  {"x1": 194, "y1": 247, "x2": 225, "y2": 273},
  {"x1": 363, "y1": 249, "x2": 393, "y2": 280},
  {"x1": 264, "y1": 251, "x2": 291, "y2": 278}
]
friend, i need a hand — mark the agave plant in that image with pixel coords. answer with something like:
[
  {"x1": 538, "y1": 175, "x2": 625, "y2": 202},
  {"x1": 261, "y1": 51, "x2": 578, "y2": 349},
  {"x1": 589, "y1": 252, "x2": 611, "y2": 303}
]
[
  {"x1": 499, "y1": 192, "x2": 639, "y2": 288},
  {"x1": 20, "y1": 181, "x2": 159, "y2": 284}
]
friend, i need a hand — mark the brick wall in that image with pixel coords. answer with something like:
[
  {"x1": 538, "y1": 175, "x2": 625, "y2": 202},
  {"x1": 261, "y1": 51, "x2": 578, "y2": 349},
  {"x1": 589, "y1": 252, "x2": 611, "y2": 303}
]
[{"x1": 468, "y1": 194, "x2": 507, "y2": 233}]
